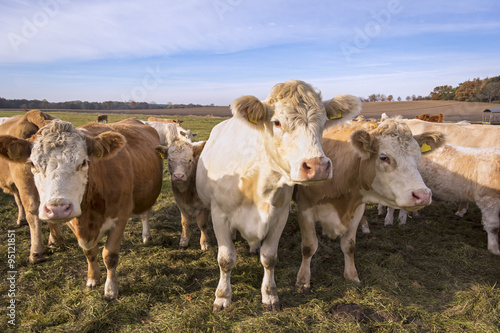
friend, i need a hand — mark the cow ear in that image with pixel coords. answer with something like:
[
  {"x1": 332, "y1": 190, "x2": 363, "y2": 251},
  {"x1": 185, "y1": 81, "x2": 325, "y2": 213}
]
[
  {"x1": 231, "y1": 95, "x2": 270, "y2": 126},
  {"x1": 413, "y1": 131, "x2": 446, "y2": 155},
  {"x1": 350, "y1": 130, "x2": 376, "y2": 160},
  {"x1": 0, "y1": 135, "x2": 32, "y2": 163},
  {"x1": 86, "y1": 131, "x2": 126, "y2": 160},
  {"x1": 155, "y1": 145, "x2": 168, "y2": 160},
  {"x1": 324, "y1": 94, "x2": 361, "y2": 125},
  {"x1": 192, "y1": 141, "x2": 206, "y2": 158}
]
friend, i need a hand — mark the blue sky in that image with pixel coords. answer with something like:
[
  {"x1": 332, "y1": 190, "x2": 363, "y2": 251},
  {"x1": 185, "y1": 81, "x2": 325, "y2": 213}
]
[{"x1": 1, "y1": 0, "x2": 499, "y2": 105}]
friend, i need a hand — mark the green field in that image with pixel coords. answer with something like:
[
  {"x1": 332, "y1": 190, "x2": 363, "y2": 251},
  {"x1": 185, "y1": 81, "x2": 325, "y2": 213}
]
[{"x1": 0, "y1": 111, "x2": 499, "y2": 332}]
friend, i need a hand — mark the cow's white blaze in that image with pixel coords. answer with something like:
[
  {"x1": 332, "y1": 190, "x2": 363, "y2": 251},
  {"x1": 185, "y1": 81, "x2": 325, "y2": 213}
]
[{"x1": 29, "y1": 123, "x2": 89, "y2": 222}]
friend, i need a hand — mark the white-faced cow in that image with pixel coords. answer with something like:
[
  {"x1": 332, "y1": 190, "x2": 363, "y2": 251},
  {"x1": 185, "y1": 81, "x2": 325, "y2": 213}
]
[
  {"x1": 0, "y1": 110, "x2": 63, "y2": 263},
  {"x1": 196, "y1": 79, "x2": 361, "y2": 312},
  {"x1": 383, "y1": 144, "x2": 500, "y2": 255},
  {"x1": 0, "y1": 118, "x2": 163, "y2": 299},
  {"x1": 293, "y1": 119, "x2": 445, "y2": 292},
  {"x1": 156, "y1": 140, "x2": 210, "y2": 250},
  {"x1": 404, "y1": 118, "x2": 500, "y2": 217},
  {"x1": 141, "y1": 120, "x2": 196, "y2": 146}
]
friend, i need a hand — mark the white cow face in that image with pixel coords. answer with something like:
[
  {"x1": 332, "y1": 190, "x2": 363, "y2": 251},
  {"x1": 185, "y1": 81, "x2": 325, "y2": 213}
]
[
  {"x1": 352, "y1": 120, "x2": 445, "y2": 211},
  {"x1": 28, "y1": 121, "x2": 125, "y2": 222},
  {"x1": 264, "y1": 100, "x2": 332, "y2": 183},
  {"x1": 177, "y1": 127, "x2": 197, "y2": 143},
  {"x1": 230, "y1": 80, "x2": 361, "y2": 185}
]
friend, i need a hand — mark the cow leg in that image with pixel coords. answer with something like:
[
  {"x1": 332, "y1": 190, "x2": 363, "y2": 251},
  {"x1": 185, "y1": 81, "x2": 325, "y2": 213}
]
[
  {"x1": 360, "y1": 215, "x2": 370, "y2": 234},
  {"x1": 102, "y1": 220, "x2": 127, "y2": 300},
  {"x1": 13, "y1": 191, "x2": 27, "y2": 226},
  {"x1": 455, "y1": 202, "x2": 469, "y2": 217},
  {"x1": 398, "y1": 209, "x2": 408, "y2": 225},
  {"x1": 14, "y1": 174, "x2": 46, "y2": 263},
  {"x1": 26, "y1": 213, "x2": 47, "y2": 264},
  {"x1": 478, "y1": 204, "x2": 500, "y2": 255},
  {"x1": 212, "y1": 206, "x2": 236, "y2": 312},
  {"x1": 377, "y1": 204, "x2": 386, "y2": 215},
  {"x1": 384, "y1": 207, "x2": 395, "y2": 226},
  {"x1": 84, "y1": 246, "x2": 101, "y2": 289},
  {"x1": 341, "y1": 204, "x2": 364, "y2": 283},
  {"x1": 196, "y1": 208, "x2": 210, "y2": 251},
  {"x1": 179, "y1": 208, "x2": 192, "y2": 249},
  {"x1": 47, "y1": 222, "x2": 64, "y2": 249},
  {"x1": 295, "y1": 207, "x2": 318, "y2": 293},
  {"x1": 260, "y1": 210, "x2": 288, "y2": 311},
  {"x1": 140, "y1": 211, "x2": 152, "y2": 244}
]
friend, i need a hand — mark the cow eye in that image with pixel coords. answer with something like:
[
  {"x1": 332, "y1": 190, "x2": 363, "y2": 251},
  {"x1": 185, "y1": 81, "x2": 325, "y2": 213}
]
[
  {"x1": 273, "y1": 120, "x2": 281, "y2": 128},
  {"x1": 29, "y1": 162, "x2": 39, "y2": 173},
  {"x1": 77, "y1": 159, "x2": 88, "y2": 171},
  {"x1": 379, "y1": 154, "x2": 390, "y2": 163}
]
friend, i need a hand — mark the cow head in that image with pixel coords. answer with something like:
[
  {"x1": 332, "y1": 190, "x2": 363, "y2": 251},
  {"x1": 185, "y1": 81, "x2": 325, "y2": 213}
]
[
  {"x1": 177, "y1": 126, "x2": 198, "y2": 143},
  {"x1": 0, "y1": 121, "x2": 126, "y2": 222},
  {"x1": 231, "y1": 79, "x2": 361, "y2": 184},
  {"x1": 351, "y1": 119, "x2": 445, "y2": 210},
  {"x1": 156, "y1": 140, "x2": 206, "y2": 183}
]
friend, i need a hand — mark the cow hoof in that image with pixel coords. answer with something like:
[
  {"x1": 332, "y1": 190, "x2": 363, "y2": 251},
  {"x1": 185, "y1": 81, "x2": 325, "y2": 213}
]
[
  {"x1": 29, "y1": 253, "x2": 48, "y2": 264},
  {"x1": 179, "y1": 237, "x2": 189, "y2": 249},
  {"x1": 17, "y1": 218, "x2": 28, "y2": 226},
  {"x1": 296, "y1": 284, "x2": 311, "y2": 294},
  {"x1": 47, "y1": 241, "x2": 64, "y2": 250},
  {"x1": 86, "y1": 278, "x2": 99, "y2": 290},
  {"x1": 263, "y1": 302, "x2": 281, "y2": 311},
  {"x1": 213, "y1": 298, "x2": 231, "y2": 313},
  {"x1": 104, "y1": 280, "x2": 119, "y2": 300},
  {"x1": 142, "y1": 235, "x2": 152, "y2": 244},
  {"x1": 200, "y1": 242, "x2": 209, "y2": 251}
]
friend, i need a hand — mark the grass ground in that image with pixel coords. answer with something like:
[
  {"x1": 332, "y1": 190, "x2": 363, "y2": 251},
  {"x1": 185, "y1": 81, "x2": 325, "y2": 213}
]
[{"x1": 0, "y1": 111, "x2": 499, "y2": 332}]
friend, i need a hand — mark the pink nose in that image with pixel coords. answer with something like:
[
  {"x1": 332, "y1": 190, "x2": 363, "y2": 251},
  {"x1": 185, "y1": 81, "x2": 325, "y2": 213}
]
[
  {"x1": 44, "y1": 202, "x2": 73, "y2": 220},
  {"x1": 172, "y1": 173, "x2": 186, "y2": 181},
  {"x1": 411, "y1": 189, "x2": 432, "y2": 206},
  {"x1": 300, "y1": 157, "x2": 332, "y2": 181}
]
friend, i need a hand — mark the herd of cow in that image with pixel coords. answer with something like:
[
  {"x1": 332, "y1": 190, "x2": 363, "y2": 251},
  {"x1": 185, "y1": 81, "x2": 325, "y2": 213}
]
[{"x1": 0, "y1": 80, "x2": 498, "y2": 313}]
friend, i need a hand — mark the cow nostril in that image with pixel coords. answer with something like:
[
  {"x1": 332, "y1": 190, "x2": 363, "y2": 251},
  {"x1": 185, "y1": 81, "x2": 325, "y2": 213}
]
[{"x1": 302, "y1": 162, "x2": 311, "y2": 171}]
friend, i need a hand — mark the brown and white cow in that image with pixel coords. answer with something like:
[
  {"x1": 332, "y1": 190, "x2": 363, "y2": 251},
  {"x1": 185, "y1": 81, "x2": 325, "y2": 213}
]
[
  {"x1": 0, "y1": 118, "x2": 163, "y2": 299},
  {"x1": 293, "y1": 119, "x2": 445, "y2": 292},
  {"x1": 0, "y1": 110, "x2": 63, "y2": 263},
  {"x1": 156, "y1": 140, "x2": 210, "y2": 250},
  {"x1": 196, "y1": 79, "x2": 361, "y2": 312}
]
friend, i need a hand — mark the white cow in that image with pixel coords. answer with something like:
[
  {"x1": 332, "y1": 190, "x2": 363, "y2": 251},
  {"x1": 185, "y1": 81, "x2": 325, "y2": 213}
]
[
  {"x1": 384, "y1": 144, "x2": 500, "y2": 255},
  {"x1": 196, "y1": 79, "x2": 361, "y2": 312},
  {"x1": 141, "y1": 120, "x2": 197, "y2": 146},
  {"x1": 381, "y1": 119, "x2": 500, "y2": 219}
]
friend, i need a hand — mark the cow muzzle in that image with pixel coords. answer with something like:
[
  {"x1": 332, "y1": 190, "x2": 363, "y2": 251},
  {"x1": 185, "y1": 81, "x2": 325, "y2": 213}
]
[
  {"x1": 404, "y1": 188, "x2": 432, "y2": 211},
  {"x1": 298, "y1": 157, "x2": 332, "y2": 182},
  {"x1": 41, "y1": 199, "x2": 75, "y2": 222}
]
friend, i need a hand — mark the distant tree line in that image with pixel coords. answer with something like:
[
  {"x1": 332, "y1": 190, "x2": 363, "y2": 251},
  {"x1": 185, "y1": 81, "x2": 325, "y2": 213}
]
[
  {"x1": 363, "y1": 75, "x2": 500, "y2": 103},
  {"x1": 0, "y1": 98, "x2": 215, "y2": 111}
]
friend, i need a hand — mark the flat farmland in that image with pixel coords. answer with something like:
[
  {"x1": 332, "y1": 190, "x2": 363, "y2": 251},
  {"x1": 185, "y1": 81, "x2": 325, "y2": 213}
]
[{"x1": 0, "y1": 108, "x2": 498, "y2": 332}]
